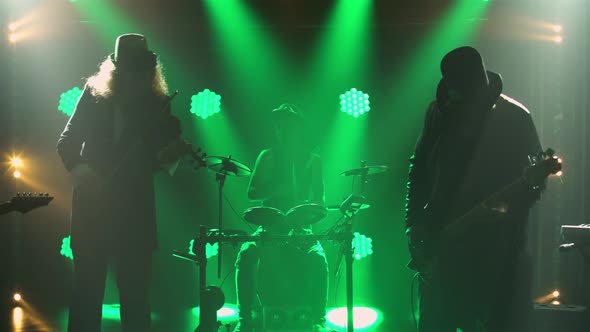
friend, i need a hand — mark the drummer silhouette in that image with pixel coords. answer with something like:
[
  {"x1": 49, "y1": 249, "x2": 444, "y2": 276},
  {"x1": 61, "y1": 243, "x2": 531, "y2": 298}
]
[{"x1": 234, "y1": 104, "x2": 334, "y2": 332}]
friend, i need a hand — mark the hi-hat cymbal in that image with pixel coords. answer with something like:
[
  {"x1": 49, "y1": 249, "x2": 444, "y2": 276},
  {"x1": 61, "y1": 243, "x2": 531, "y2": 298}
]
[
  {"x1": 339, "y1": 165, "x2": 389, "y2": 177},
  {"x1": 205, "y1": 156, "x2": 252, "y2": 177}
]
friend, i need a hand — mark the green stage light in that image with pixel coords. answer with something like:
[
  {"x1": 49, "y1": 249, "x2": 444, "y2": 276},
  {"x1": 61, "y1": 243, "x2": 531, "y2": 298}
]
[
  {"x1": 192, "y1": 303, "x2": 239, "y2": 324},
  {"x1": 60, "y1": 236, "x2": 74, "y2": 261},
  {"x1": 58, "y1": 87, "x2": 82, "y2": 117},
  {"x1": 352, "y1": 232, "x2": 373, "y2": 261},
  {"x1": 326, "y1": 307, "x2": 381, "y2": 330},
  {"x1": 340, "y1": 88, "x2": 370, "y2": 118},
  {"x1": 189, "y1": 239, "x2": 219, "y2": 259},
  {"x1": 190, "y1": 89, "x2": 222, "y2": 119}
]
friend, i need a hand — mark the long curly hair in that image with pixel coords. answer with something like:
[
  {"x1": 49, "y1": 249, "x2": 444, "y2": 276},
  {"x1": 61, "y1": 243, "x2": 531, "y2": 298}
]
[{"x1": 86, "y1": 57, "x2": 169, "y2": 99}]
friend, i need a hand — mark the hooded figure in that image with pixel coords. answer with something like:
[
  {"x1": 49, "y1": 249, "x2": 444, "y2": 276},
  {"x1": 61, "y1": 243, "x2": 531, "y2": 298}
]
[{"x1": 405, "y1": 46, "x2": 543, "y2": 332}]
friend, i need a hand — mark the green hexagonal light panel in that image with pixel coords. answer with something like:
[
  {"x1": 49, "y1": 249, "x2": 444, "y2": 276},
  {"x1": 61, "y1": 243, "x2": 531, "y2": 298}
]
[
  {"x1": 60, "y1": 235, "x2": 74, "y2": 261},
  {"x1": 190, "y1": 89, "x2": 222, "y2": 119},
  {"x1": 339, "y1": 88, "x2": 370, "y2": 118},
  {"x1": 352, "y1": 232, "x2": 373, "y2": 261},
  {"x1": 58, "y1": 87, "x2": 83, "y2": 117}
]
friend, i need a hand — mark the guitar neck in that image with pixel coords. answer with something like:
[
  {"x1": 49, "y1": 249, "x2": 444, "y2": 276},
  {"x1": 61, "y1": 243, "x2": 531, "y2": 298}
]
[{"x1": 442, "y1": 176, "x2": 528, "y2": 237}]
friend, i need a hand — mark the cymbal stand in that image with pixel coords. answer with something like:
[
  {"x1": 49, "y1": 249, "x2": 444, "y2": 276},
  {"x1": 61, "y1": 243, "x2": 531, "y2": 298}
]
[
  {"x1": 332, "y1": 161, "x2": 370, "y2": 332},
  {"x1": 215, "y1": 156, "x2": 239, "y2": 279}
]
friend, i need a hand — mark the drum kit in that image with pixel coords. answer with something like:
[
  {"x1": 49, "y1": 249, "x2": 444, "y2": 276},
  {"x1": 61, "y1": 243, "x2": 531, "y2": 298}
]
[{"x1": 173, "y1": 155, "x2": 389, "y2": 332}]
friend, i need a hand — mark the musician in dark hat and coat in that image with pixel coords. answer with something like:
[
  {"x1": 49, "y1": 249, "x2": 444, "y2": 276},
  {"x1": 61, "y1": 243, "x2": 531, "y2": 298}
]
[
  {"x1": 405, "y1": 46, "x2": 544, "y2": 332},
  {"x1": 57, "y1": 33, "x2": 184, "y2": 332}
]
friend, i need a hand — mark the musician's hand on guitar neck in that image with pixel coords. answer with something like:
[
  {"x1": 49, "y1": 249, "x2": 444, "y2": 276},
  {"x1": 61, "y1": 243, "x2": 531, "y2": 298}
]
[
  {"x1": 157, "y1": 139, "x2": 207, "y2": 172},
  {"x1": 70, "y1": 163, "x2": 101, "y2": 189},
  {"x1": 157, "y1": 139, "x2": 190, "y2": 165}
]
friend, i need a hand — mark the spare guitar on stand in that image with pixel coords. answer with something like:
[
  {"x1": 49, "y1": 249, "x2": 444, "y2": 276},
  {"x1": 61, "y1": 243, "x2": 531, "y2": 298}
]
[{"x1": 0, "y1": 192, "x2": 53, "y2": 216}]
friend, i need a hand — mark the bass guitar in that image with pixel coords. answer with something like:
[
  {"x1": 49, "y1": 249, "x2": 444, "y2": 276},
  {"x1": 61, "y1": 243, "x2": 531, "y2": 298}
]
[{"x1": 407, "y1": 149, "x2": 562, "y2": 281}]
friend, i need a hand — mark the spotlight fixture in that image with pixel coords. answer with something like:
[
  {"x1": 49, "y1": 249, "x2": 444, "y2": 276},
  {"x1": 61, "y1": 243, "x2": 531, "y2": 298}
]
[
  {"x1": 190, "y1": 89, "x2": 222, "y2": 120},
  {"x1": 60, "y1": 236, "x2": 74, "y2": 261},
  {"x1": 352, "y1": 232, "x2": 374, "y2": 261},
  {"x1": 189, "y1": 239, "x2": 219, "y2": 259},
  {"x1": 8, "y1": 33, "x2": 18, "y2": 44},
  {"x1": 10, "y1": 157, "x2": 23, "y2": 168},
  {"x1": 58, "y1": 87, "x2": 83, "y2": 116},
  {"x1": 339, "y1": 88, "x2": 371, "y2": 118}
]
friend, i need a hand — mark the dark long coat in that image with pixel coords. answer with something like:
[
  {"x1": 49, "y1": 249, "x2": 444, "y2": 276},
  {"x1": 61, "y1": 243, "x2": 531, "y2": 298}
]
[{"x1": 57, "y1": 86, "x2": 180, "y2": 254}]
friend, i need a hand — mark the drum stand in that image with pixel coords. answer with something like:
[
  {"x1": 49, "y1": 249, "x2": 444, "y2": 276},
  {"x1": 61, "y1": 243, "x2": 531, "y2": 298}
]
[
  {"x1": 195, "y1": 226, "x2": 218, "y2": 332},
  {"x1": 333, "y1": 160, "x2": 384, "y2": 332},
  {"x1": 172, "y1": 226, "x2": 220, "y2": 332},
  {"x1": 173, "y1": 156, "x2": 251, "y2": 332},
  {"x1": 331, "y1": 200, "x2": 363, "y2": 332},
  {"x1": 341, "y1": 216, "x2": 357, "y2": 332}
]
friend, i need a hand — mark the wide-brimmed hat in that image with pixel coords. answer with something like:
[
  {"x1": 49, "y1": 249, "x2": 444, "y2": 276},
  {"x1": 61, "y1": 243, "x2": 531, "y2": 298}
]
[
  {"x1": 109, "y1": 33, "x2": 157, "y2": 71},
  {"x1": 271, "y1": 103, "x2": 304, "y2": 124},
  {"x1": 437, "y1": 46, "x2": 503, "y2": 108}
]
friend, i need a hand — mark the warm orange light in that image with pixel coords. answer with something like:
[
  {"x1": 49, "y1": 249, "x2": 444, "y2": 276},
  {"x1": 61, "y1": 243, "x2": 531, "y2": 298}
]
[
  {"x1": 12, "y1": 307, "x2": 23, "y2": 329},
  {"x1": 10, "y1": 157, "x2": 23, "y2": 168},
  {"x1": 551, "y1": 300, "x2": 561, "y2": 305},
  {"x1": 553, "y1": 290, "x2": 560, "y2": 298},
  {"x1": 13, "y1": 170, "x2": 22, "y2": 178},
  {"x1": 13, "y1": 293, "x2": 22, "y2": 302}
]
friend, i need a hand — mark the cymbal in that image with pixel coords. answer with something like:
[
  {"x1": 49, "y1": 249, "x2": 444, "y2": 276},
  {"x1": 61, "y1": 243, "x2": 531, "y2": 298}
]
[
  {"x1": 326, "y1": 203, "x2": 371, "y2": 211},
  {"x1": 339, "y1": 165, "x2": 389, "y2": 177},
  {"x1": 204, "y1": 156, "x2": 252, "y2": 177}
]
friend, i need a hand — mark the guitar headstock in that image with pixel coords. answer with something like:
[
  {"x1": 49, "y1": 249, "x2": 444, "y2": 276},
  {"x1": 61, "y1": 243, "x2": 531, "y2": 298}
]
[
  {"x1": 8, "y1": 192, "x2": 54, "y2": 213},
  {"x1": 524, "y1": 149, "x2": 563, "y2": 186},
  {"x1": 184, "y1": 142, "x2": 207, "y2": 169},
  {"x1": 159, "y1": 140, "x2": 207, "y2": 170},
  {"x1": 189, "y1": 145, "x2": 207, "y2": 170}
]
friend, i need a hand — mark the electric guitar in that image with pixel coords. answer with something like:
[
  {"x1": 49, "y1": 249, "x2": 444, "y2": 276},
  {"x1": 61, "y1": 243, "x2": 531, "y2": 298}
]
[
  {"x1": 0, "y1": 193, "x2": 54, "y2": 216},
  {"x1": 407, "y1": 149, "x2": 562, "y2": 281},
  {"x1": 96, "y1": 140, "x2": 207, "y2": 191}
]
